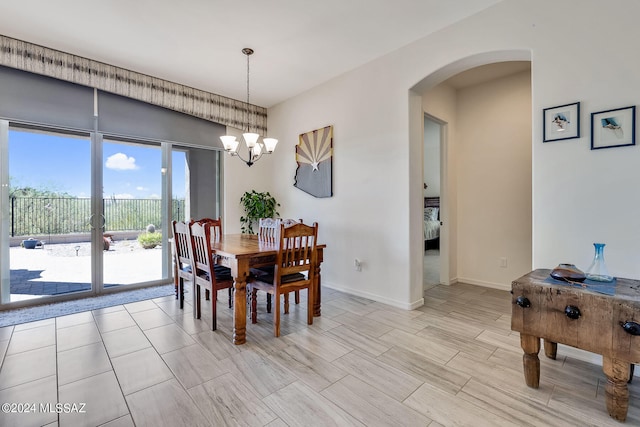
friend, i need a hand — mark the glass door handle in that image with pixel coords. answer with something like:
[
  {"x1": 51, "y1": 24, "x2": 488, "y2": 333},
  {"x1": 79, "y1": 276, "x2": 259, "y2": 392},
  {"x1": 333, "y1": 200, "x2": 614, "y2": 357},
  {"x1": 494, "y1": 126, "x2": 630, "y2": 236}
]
[{"x1": 88, "y1": 214, "x2": 106, "y2": 230}]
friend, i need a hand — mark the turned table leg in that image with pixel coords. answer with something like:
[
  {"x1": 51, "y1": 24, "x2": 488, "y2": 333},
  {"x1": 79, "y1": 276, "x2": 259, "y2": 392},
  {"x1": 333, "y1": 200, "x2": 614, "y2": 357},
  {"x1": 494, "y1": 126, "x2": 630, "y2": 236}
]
[
  {"x1": 232, "y1": 278, "x2": 247, "y2": 345},
  {"x1": 543, "y1": 339, "x2": 557, "y2": 360},
  {"x1": 520, "y1": 333, "x2": 540, "y2": 388},
  {"x1": 313, "y1": 262, "x2": 322, "y2": 317},
  {"x1": 603, "y1": 356, "x2": 631, "y2": 422}
]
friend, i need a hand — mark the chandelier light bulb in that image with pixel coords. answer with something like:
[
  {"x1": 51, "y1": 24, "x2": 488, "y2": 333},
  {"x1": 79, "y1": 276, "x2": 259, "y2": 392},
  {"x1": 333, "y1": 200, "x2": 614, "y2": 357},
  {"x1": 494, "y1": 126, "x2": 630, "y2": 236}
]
[
  {"x1": 263, "y1": 138, "x2": 278, "y2": 153},
  {"x1": 243, "y1": 132, "x2": 259, "y2": 148},
  {"x1": 220, "y1": 135, "x2": 239, "y2": 153}
]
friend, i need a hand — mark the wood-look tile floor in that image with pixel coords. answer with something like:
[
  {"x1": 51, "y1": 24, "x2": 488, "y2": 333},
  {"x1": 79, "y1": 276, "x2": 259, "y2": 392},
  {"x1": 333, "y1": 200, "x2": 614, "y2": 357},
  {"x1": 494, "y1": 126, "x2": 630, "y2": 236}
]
[{"x1": 1, "y1": 283, "x2": 639, "y2": 426}]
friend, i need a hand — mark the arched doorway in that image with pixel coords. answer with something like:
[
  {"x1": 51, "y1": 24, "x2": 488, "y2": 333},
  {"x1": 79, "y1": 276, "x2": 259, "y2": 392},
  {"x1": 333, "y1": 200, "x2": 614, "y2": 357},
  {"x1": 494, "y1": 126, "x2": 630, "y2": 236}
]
[{"x1": 409, "y1": 50, "x2": 533, "y2": 303}]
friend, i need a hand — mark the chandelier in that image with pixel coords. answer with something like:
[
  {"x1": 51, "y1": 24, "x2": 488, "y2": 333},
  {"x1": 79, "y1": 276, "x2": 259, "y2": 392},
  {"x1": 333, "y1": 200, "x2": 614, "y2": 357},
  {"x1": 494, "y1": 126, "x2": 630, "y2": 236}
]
[{"x1": 220, "y1": 48, "x2": 278, "y2": 166}]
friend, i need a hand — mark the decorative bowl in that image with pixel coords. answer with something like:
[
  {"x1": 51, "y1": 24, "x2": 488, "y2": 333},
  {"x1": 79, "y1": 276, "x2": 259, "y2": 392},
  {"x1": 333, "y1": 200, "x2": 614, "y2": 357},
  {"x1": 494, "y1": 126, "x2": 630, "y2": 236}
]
[{"x1": 550, "y1": 263, "x2": 586, "y2": 282}]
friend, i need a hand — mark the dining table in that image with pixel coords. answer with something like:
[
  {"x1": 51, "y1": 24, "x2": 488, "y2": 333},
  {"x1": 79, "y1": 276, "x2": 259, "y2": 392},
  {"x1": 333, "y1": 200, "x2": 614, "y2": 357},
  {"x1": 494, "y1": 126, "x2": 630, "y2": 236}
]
[{"x1": 211, "y1": 233, "x2": 326, "y2": 345}]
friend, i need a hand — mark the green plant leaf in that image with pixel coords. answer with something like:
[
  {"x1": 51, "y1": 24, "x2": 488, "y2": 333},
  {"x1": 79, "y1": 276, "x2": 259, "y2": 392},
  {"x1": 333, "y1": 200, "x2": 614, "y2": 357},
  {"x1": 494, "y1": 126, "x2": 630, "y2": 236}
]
[{"x1": 239, "y1": 190, "x2": 280, "y2": 234}]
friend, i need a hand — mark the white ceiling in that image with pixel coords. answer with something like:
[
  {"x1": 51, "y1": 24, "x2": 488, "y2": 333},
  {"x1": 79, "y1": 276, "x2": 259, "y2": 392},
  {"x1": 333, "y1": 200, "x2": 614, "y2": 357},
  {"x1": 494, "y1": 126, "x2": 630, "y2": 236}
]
[{"x1": 0, "y1": 0, "x2": 504, "y2": 108}]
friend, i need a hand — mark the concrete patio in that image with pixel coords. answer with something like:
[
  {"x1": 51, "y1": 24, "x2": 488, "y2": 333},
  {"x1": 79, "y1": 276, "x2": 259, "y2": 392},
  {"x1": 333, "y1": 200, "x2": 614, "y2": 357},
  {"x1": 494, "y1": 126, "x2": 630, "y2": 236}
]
[{"x1": 9, "y1": 239, "x2": 165, "y2": 299}]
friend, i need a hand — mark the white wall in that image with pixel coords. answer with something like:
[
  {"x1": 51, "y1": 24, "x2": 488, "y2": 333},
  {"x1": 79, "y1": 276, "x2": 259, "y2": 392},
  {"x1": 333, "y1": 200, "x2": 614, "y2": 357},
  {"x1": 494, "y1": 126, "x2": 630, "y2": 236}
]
[
  {"x1": 225, "y1": 0, "x2": 640, "y2": 308},
  {"x1": 456, "y1": 70, "x2": 532, "y2": 288}
]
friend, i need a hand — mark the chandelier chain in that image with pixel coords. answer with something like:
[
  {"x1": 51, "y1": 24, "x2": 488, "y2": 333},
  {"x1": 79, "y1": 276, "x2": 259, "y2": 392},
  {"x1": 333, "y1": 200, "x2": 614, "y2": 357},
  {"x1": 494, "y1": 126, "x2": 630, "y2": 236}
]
[{"x1": 243, "y1": 47, "x2": 253, "y2": 133}]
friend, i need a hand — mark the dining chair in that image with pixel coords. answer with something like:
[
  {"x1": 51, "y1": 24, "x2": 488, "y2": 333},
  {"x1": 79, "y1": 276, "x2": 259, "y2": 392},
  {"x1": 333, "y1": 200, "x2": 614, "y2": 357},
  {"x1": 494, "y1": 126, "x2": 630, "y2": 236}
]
[
  {"x1": 257, "y1": 217, "x2": 280, "y2": 242},
  {"x1": 249, "y1": 222, "x2": 318, "y2": 337},
  {"x1": 254, "y1": 218, "x2": 303, "y2": 313},
  {"x1": 195, "y1": 217, "x2": 233, "y2": 307},
  {"x1": 171, "y1": 220, "x2": 193, "y2": 309},
  {"x1": 188, "y1": 220, "x2": 234, "y2": 330},
  {"x1": 197, "y1": 217, "x2": 223, "y2": 242}
]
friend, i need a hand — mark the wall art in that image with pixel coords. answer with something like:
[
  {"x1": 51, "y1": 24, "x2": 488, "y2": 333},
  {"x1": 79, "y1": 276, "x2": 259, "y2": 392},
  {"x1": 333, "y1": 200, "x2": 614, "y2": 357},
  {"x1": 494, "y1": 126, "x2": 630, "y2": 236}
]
[
  {"x1": 543, "y1": 102, "x2": 580, "y2": 142},
  {"x1": 294, "y1": 125, "x2": 333, "y2": 198},
  {"x1": 591, "y1": 105, "x2": 636, "y2": 150}
]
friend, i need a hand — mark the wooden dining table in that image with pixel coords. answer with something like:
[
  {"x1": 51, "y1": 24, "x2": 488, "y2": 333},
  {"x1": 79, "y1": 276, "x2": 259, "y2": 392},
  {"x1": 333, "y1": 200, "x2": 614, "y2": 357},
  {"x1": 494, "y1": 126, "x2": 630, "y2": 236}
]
[{"x1": 211, "y1": 234, "x2": 326, "y2": 345}]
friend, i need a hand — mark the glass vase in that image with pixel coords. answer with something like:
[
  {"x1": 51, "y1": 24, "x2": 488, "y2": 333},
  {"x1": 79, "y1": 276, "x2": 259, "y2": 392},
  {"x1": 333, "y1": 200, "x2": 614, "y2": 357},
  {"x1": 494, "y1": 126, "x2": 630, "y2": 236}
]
[{"x1": 585, "y1": 243, "x2": 614, "y2": 282}]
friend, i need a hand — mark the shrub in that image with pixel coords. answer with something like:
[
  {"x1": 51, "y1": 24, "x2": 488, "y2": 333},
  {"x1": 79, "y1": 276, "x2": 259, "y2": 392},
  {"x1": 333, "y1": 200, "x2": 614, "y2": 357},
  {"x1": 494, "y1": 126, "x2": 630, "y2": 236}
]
[{"x1": 137, "y1": 231, "x2": 162, "y2": 249}]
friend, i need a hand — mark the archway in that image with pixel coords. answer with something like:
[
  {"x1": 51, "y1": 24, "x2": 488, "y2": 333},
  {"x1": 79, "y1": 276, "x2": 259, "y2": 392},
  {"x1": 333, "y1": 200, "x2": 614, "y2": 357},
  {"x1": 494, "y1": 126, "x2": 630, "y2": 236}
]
[{"x1": 408, "y1": 50, "x2": 532, "y2": 305}]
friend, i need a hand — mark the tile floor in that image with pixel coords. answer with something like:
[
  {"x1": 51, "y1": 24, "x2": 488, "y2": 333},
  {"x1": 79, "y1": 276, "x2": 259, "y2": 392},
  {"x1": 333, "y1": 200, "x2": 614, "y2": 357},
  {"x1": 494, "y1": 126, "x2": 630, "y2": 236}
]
[{"x1": 0, "y1": 283, "x2": 639, "y2": 426}]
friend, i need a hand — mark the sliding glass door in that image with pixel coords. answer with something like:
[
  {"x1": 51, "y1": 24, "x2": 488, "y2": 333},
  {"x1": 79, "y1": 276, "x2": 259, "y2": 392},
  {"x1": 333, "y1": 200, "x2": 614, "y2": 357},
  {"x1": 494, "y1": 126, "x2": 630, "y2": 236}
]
[
  {"x1": 0, "y1": 124, "x2": 173, "y2": 306},
  {"x1": 101, "y1": 138, "x2": 168, "y2": 289},
  {"x1": 4, "y1": 126, "x2": 93, "y2": 302}
]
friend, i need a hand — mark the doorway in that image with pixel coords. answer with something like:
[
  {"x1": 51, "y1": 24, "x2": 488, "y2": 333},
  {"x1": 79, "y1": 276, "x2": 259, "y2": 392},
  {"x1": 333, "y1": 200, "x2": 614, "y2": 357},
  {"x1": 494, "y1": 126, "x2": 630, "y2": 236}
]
[
  {"x1": 423, "y1": 115, "x2": 443, "y2": 291},
  {"x1": 417, "y1": 59, "x2": 532, "y2": 295}
]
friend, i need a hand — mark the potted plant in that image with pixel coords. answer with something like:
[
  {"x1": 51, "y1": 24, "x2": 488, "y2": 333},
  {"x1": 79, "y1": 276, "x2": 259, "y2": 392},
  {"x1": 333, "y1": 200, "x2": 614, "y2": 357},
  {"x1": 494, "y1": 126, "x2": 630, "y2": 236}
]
[
  {"x1": 240, "y1": 190, "x2": 280, "y2": 234},
  {"x1": 22, "y1": 238, "x2": 39, "y2": 249}
]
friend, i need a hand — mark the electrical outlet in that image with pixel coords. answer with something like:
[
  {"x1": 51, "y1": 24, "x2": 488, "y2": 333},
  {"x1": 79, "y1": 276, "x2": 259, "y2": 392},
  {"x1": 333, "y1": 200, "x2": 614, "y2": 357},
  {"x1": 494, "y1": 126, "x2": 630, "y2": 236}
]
[
  {"x1": 354, "y1": 258, "x2": 362, "y2": 272},
  {"x1": 499, "y1": 257, "x2": 507, "y2": 268}
]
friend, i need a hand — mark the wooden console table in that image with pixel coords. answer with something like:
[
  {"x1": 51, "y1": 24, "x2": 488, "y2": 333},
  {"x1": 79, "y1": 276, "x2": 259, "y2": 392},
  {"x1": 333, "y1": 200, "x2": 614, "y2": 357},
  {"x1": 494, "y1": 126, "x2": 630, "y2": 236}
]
[{"x1": 511, "y1": 269, "x2": 640, "y2": 422}]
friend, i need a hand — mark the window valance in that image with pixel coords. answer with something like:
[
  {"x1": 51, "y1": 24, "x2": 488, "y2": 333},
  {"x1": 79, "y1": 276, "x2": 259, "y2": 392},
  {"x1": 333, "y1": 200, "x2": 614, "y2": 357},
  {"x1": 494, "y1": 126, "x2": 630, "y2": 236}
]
[{"x1": 0, "y1": 34, "x2": 267, "y2": 134}]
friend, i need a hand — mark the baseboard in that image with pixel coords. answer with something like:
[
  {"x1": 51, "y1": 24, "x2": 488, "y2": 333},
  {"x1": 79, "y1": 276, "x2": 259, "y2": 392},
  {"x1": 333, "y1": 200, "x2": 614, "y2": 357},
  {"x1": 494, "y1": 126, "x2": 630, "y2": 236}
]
[
  {"x1": 322, "y1": 282, "x2": 424, "y2": 310},
  {"x1": 456, "y1": 277, "x2": 510, "y2": 291}
]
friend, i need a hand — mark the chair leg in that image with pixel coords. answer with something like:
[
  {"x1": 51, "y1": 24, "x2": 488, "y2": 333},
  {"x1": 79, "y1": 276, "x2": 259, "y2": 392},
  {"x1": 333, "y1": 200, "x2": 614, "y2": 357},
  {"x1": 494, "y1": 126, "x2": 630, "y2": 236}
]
[
  {"x1": 194, "y1": 284, "x2": 201, "y2": 319},
  {"x1": 228, "y1": 287, "x2": 233, "y2": 309},
  {"x1": 274, "y1": 291, "x2": 281, "y2": 337},
  {"x1": 266, "y1": 294, "x2": 272, "y2": 313},
  {"x1": 307, "y1": 286, "x2": 314, "y2": 325},
  {"x1": 251, "y1": 288, "x2": 258, "y2": 324},
  {"x1": 211, "y1": 288, "x2": 217, "y2": 331},
  {"x1": 284, "y1": 293, "x2": 290, "y2": 314},
  {"x1": 295, "y1": 290, "x2": 300, "y2": 305},
  {"x1": 178, "y1": 278, "x2": 184, "y2": 309}
]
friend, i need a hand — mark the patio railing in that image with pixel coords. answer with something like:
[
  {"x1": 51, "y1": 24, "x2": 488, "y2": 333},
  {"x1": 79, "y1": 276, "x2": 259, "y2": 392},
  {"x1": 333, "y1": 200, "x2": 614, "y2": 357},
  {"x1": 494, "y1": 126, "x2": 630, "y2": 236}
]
[{"x1": 9, "y1": 197, "x2": 185, "y2": 237}]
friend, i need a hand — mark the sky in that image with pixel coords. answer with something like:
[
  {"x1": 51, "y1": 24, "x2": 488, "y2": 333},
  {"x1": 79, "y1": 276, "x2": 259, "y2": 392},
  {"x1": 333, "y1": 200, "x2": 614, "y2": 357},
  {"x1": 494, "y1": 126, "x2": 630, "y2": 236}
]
[{"x1": 9, "y1": 129, "x2": 186, "y2": 199}]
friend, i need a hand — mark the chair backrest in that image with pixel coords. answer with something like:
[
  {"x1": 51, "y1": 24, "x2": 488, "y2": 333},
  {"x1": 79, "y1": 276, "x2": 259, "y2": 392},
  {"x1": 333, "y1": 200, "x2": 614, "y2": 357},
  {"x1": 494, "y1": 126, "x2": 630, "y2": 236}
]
[
  {"x1": 197, "y1": 217, "x2": 223, "y2": 242},
  {"x1": 171, "y1": 220, "x2": 192, "y2": 270},
  {"x1": 188, "y1": 220, "x2": 216, "y2": 285},
  {"x1": 283, "y1": 218, "x2": 303, "y2": 227},
  {"x1": 258, "y1": 218, "x2": 303, "y2": 242},
  {"x1": 258, "y1": 218, "x2": 281, "y2": 242},
  {"x1": 275, "y1": 222, "x2": 318, "y2": 285}
]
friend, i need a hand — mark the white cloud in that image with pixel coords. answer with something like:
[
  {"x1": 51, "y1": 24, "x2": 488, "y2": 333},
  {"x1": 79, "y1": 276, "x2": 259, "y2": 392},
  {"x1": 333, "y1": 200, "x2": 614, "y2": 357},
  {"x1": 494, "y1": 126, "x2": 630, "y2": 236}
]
[
  {"x1": 136, "y1": 186, "x2": 147, "y2": 191},
  {"x1": 106, "y1": 153, "x2": 138, "y2": 170},
  {"x1": 113, "y1": 193, "x2": 134, "y2": 199},
  {"x1": 148, "y1": 194, "x2": 161, "y2": 199}
]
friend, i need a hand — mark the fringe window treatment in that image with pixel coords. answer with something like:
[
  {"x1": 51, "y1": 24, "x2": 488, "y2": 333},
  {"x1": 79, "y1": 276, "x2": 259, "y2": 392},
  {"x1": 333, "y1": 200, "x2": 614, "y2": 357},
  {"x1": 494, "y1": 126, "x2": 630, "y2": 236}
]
[{"x1": 0, "y1": 35, "x2": 267, "y2": 134}]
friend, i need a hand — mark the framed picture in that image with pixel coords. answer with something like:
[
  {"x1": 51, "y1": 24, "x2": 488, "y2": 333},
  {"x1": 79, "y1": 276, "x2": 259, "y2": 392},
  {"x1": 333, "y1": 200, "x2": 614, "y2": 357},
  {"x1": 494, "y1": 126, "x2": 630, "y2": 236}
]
[
  {"x1": 543, "y1": 102, "x2": 580, "y2": 142},
  {"x1": 591, "y1": 106, "x2": 636, "y2": 150}
]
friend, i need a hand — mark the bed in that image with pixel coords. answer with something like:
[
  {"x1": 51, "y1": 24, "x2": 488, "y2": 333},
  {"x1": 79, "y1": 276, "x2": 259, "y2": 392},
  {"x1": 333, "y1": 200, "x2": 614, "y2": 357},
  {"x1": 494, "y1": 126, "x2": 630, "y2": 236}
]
[{"x1": 424, "y1": 197, "x2": 440, "y2": 250}]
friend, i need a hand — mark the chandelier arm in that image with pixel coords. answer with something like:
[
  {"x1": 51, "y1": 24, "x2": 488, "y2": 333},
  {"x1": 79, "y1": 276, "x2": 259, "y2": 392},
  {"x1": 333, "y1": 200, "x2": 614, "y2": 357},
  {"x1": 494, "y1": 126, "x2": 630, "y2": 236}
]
[
  {"x1": 231, "y1": 149, "x2": 250, "y2": 164},
  {"x1": 251, "y1": 148, "x2": 265, "y2": 163},
  {"x1": 227, "y1": 145, "x2": 262, "y2": 167}
]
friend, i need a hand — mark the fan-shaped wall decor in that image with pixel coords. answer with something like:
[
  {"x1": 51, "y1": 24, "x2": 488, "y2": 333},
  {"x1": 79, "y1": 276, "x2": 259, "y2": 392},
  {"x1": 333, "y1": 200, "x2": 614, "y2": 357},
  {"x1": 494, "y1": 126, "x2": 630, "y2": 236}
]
[{"x1": 294, "y1": 125, "x2": 333, "y2": 198}]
